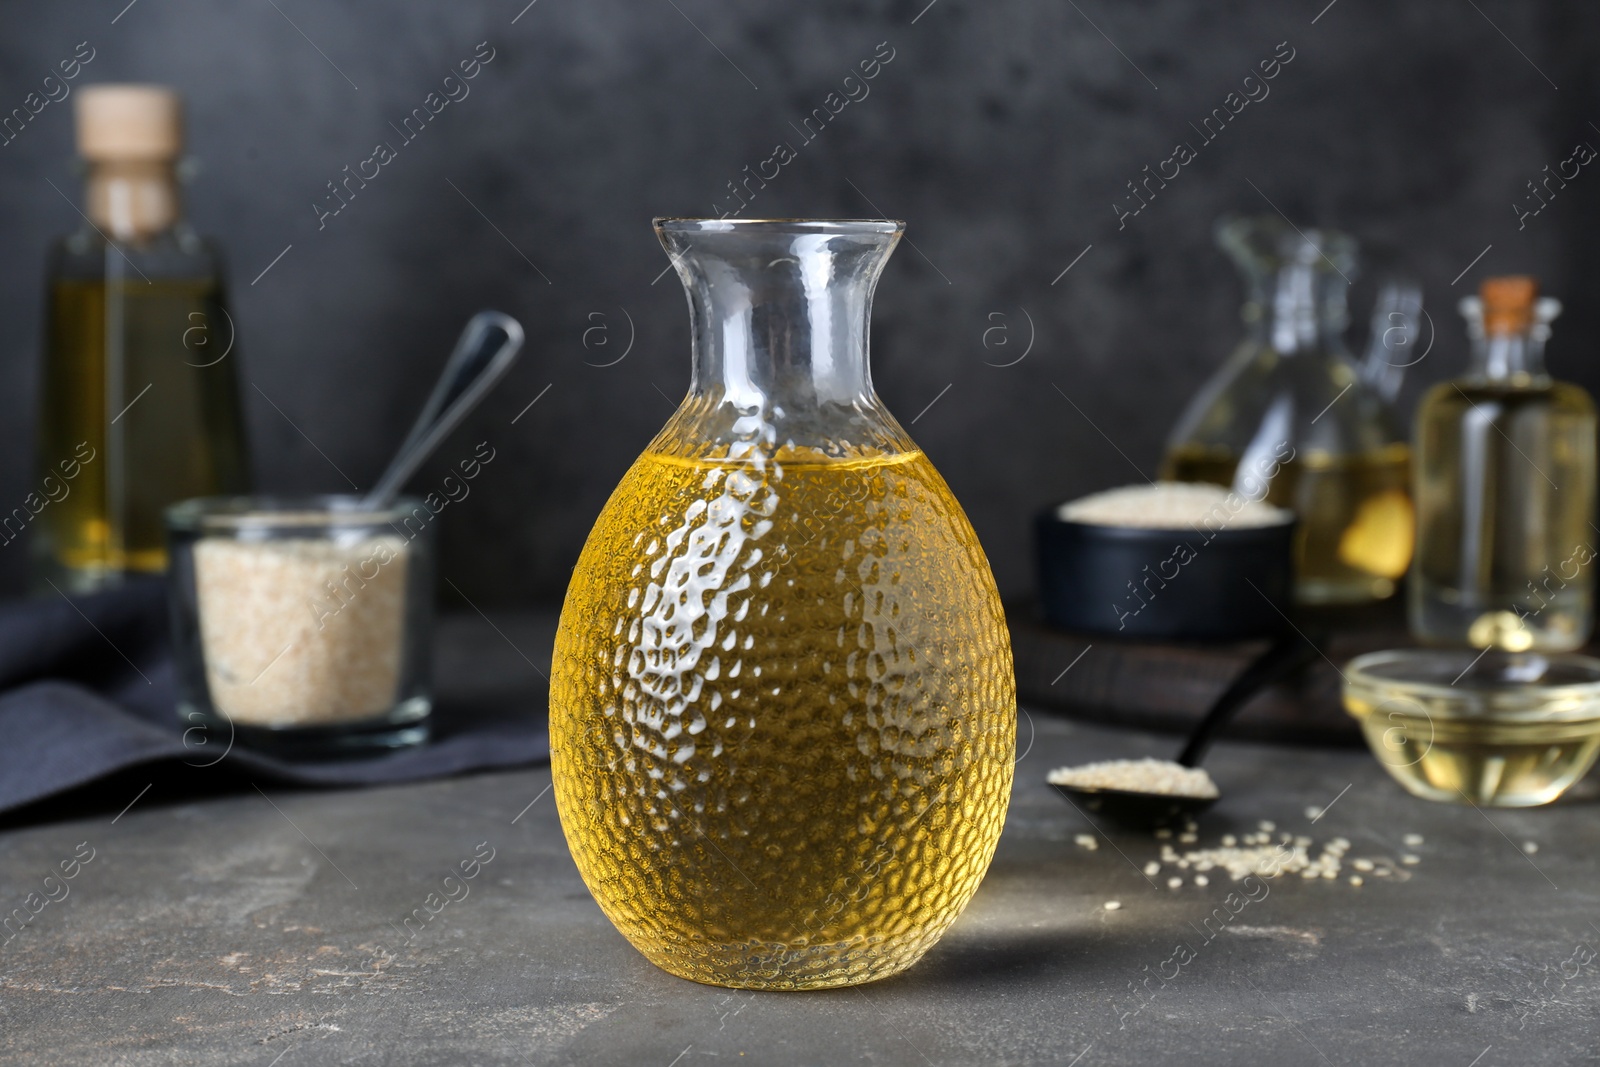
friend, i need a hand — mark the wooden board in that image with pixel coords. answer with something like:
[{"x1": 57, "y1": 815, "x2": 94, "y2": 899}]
[{"x1": 1008, "y1": 601, "x2": 1422, "y2": 746}]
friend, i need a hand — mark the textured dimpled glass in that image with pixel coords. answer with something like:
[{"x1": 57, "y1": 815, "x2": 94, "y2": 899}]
[{"x1": 550, "y1": 219, "x2": 1016, "y2": 990}]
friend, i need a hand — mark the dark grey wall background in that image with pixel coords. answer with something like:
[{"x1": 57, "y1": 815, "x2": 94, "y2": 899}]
[{"x1": 1, "y1": 0, "x2": 1596, "y2": 605}]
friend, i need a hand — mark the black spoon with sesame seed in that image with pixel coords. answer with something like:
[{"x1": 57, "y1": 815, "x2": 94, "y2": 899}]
[{"x1": 1050, "y1": 631, "x2": 1319, "y2": 828}]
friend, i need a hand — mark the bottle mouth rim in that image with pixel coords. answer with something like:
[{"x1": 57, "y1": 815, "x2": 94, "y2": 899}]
[
  {"x1": 1215, "y1": 214, "x2": 1357, "y2": 272},
  {"x1": 655, "y1": 217, "x2": 904, "y2": 236}
]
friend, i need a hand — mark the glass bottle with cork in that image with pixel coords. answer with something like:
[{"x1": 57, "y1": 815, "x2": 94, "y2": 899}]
[
  {"x1": 34, "y1": 84, "x2": 248, "y2": 591},
  {"x1": 1411, "y1": 276, "x2": 1596, "y2": 650}
]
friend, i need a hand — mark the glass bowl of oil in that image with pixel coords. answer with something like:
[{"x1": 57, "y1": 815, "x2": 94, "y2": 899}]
[{"x1": 1343, "y1": 648, "x2": 1600, "y2": 807}]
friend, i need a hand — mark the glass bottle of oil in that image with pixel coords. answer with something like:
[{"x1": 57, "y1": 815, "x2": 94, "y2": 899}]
[
  {"x1": 1162, "y1": 216, "x2": 1416, "y2": 605},
  {"x1": 1411, "y1": 277, "x2": 1595, "y2": 651},
  {"x1": 33, "y1": 85, "x2": 248, "y2": 591},
  {"x1": 550, "y1": 219, "x2": 1015, "y2": 990}
]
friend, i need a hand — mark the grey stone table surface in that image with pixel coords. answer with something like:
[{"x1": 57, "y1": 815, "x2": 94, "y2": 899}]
[{"x1": 2, "y1": 614, "x2": 1599, "y2": 1066}]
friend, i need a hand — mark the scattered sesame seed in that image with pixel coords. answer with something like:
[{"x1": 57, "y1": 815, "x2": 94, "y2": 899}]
[
  {"x1": 1074, "y1": 833, "x2": 1099, "y2": 850},
  {"x1": 1259, "y1": 821, "x2": 1276, "y2": 832},
  {"x1": 1403, "y1": 833, "x2": 1424, "y2": 847},
  {"x1": 1305, "y1": 806, "x2": 1323, "y2": 820},
  {"x1": 1104, "y1": 900, "x2": 1122, "y2": 911},
  {"x1": 1179, "y1": 833, "x2": 1198, "y2": 844},
  {"x1": 1523, "y1": 841, "x2": 1539, "y2": 855},
  {"x1": 1155, "y1": 828, "x2": 1172, "y2": 839},
  {"x1": 1124, "y1": 829, "x2": 1412, "y2": 894},
  {"x1": 1349, "y1": 875, "x2": 1364, "y2": 886}
]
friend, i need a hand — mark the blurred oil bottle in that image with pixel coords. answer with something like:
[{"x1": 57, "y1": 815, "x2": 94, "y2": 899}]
[
  {"x1": 1411, "y1": 276, "x2": 1596, "y2": 650},
  {"x1": 1162, "y1": 216, "x2": 1418, "y2": 605},
  {"x1": 34, "y1": 85, "x2": 248, "y2": 591}
]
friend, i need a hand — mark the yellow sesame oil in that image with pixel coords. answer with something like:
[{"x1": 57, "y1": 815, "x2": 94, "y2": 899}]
[
  {"x1": 1162, "y1": 442, "x2": 1413, "y2": 604},
  {"x1": 1345, "y1": 670, "x2": 1600, "y2": 807},
  {"x1": 38, "y1": 276, "x2": 248, "y2": 579},
  {"x1": 550, "y1": 445, "x2": 1015, "y2": 989}
]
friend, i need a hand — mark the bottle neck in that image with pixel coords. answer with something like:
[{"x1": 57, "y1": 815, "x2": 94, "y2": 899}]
[
  {"x1": 84, "y1": 159, "x2": 181, "y2": 242},
  {"x1": 1460, "y1": 295, "x2": 1558, "y2": 383},
  {"x1": 1258, "y1": 262, "x2": 1349, "y2": 355},
  {"x1": 656, "y1": 220, "x2": 913, "y2": 461},
  {"x1": 1471, "y1": 332, "x2": 1548, "y2": 381}
]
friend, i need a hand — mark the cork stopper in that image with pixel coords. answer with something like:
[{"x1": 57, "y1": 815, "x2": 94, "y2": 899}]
[
  {"x1": 75, "y1": 85, "x2": 183, "y2": 162},
  {"x1": 1479, "y1": 276, "x2": 1538, "y2": 335}
]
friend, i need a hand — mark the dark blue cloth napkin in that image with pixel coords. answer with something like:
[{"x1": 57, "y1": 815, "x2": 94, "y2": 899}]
[{"x1": 0, "y1": 579, "x2": 550, "y2": 816}]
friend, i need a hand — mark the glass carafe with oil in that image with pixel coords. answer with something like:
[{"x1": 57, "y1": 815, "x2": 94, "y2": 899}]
[
  {"x1": 34, "y1": 85, "x2": 248, "y2": 591},
  {"x1": 1163, "y1": 216, "x2": 1416, "y2": 605},
  {"x1": 550, "y1": 219, "x2": 1015, "y2": 990},
  {"x1": 1411, "y1": 277, "x2": 1596, "y2": 651}
]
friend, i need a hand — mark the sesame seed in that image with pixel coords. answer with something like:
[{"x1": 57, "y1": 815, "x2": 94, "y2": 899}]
[
  {"x1": 1402, "y1": 833, "x2": 1423, "y2": 847},
  {"x1": 1349, "y1": 875, "x2": 1364, "y2": 886},
  {"x1": 1304, "y1": 806, "x2": 1323, "y2": 820},
  {"x1": 1401, "y1": 854, "x2": 1420, "y2": 865},
  {"x1": 1104, "y1": 900, "x2": 1122, "y2": 911},
  {"x1": 1259, "y1": 820, "x2": 1276, "y2": 832},
  {"x1": 1118, "y1": 827, "x2": 1414, "y2": 894},
  {"x1": 1074, "y1": 833, "x2": 1099, "y2": 850},
  {"x1": 1155, "y1": 828, "x2": 1172, "y2": 839},
  {"x1": 194, "y1": 536, "x2": 412, "y2": 726},
  {"x1": 1523, "y1": 841, "x2": 1539, "y2": 855},
  {"x1": 1046, "y1": 758, "x2": 1219, "y2": 798}
]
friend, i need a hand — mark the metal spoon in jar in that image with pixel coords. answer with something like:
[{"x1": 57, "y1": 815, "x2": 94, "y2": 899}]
[
  {"x1": 363, "y1": 310, "x2": 525, "y2": 510},
  {"x1": 1049, "y1": 632, "x2": 1317, "y2": 828}
]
